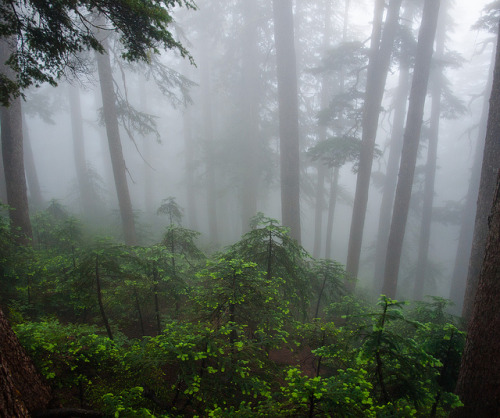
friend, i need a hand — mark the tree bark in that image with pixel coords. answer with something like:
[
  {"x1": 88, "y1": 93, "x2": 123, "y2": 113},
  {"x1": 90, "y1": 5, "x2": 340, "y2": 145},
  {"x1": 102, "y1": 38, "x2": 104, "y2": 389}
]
[
  {"x1": 345, "y1": 0, "x2": 403, "y2": 280},
  {"x1": 272, "y1": 0, "x2": 301, "y2": 243},
  {"x1": 0, "y1": 38, "x2": 33, "y2": 245},
  {"x1": 95, "y1": 34, "x2": 137, "y2": 246},
  {"x1": 413, "y1": 3, "x2": 447, "y2": 300},
  {"x1": 448, "y1": 42, "x2": 495, "y2": 310},
  {"x1": 0, "y1": 307, "x2": 52, "y2": 416},
  {"x1": 460, "y1": 34, "x2": 500, "y2": 322},
  {"x1": 382, "y1": 0, "x2": 441, "y2": 298},
  {"x1": 451, "y1": 171, "x2": 500, "y2": 416}
]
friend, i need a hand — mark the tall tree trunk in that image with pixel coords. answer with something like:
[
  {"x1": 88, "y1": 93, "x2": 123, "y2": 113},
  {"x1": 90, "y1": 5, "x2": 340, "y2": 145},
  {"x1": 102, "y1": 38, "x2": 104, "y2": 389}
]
[
  {"x1": 413, "y1": 3, "x2": 446, "y2": 300},
  {"x1": 448, "y1": 43, "x2": 495, "y2": 310},
  {"x1": 69, "y1": 86, "x2": 94, "y2": 217},
  {"x1": 451, "y1": 166, "x2": 500, "y2": 414},
  {"x1": 382, "y1": 0, "x2": 441, "y2": 298},
  {"x1": 22, "y1": 120, "x2": 43, "y2": 210},
  {"x1": 240, "y1": 0, "x2": 260, "y2": 233},
  {"x1": 372, "y1": 8, "x2": 412, "y2": 294},
  {"x1": 272, "y1": 0, "x2": 301, "y2": 243},
  {"x1": 0, "y1": 38, "x2": 33, "y2": 245},
  {"x1": 345, "y1": 0, "x2": 403, "y2": 280},
  {"x1": 460, "y1": 40, "x2": 500, "y2": 322},
  {"x1": 95, "y1": 34, "x2": 137, "y2": 246},
  {"x1": 199, "y1": 31, "x2": 218, "y2": 244},
  {"x1": 451, "y1": 27, "x2": 500, "y2": 415},
  {"x1": 325, "y1": 166, "x2": 340, "y2": 259},
  {"x1": 0, "y1": 307, "x2": 52, "y2": 415}
]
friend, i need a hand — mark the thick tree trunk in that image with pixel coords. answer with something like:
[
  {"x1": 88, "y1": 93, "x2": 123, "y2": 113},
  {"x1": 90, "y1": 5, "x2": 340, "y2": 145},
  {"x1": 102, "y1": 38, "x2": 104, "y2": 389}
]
[
  {"x1": 0, "y1": 38, "x2": 33, "y2": 246},
  {"x1": 451, "y1": 171, "x2": 500, "y2": 416},
  {"x1": 460, "y1": 36, "x2": 500, "y2": 322},
  {"x1": 69, "y1": 86, "x2": 94, "y2": 217},
  {"x1": 0, "y1": 307, "x2": 52, "y2": 416},
  {"x1": 313, "y1": 164, "x2": 326, "y2": 258},
  {"x1": 345, "y1": 0, "x2": 403, "y2": 280},
  {"x1": 382, "y1": 0, "x2": 441, "y2": 298},
  {"x1": 22, "y1": 120, "x2": 43, "y2": 210},
  {"x1": 240, "y1": 0, "x2": 260, "y2": 233},
  {"x1": 413, "y1": 4, "x2": 446, "y2": 300},
  {"x1": 372, "y1": 9, "x2": 412, "y2": 294},
  {"x1": 448, "y1": 43, "x2": 495, "y2": 310},
  {"x1": 451, "y1": 28, "x2": 500, "y2": 416},
  {"x1": 272, "y1": 0, "x2": 301, "y2": 243},
  {"x1": 95, "y1": 35, "x2": 137, "y2": 246}
]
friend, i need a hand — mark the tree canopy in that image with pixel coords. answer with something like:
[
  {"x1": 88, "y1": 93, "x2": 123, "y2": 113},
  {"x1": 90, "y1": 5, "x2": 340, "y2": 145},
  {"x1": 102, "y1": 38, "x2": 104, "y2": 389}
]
[{"x1": 0, "y1": 0, "x2": 196, "y2": 105}]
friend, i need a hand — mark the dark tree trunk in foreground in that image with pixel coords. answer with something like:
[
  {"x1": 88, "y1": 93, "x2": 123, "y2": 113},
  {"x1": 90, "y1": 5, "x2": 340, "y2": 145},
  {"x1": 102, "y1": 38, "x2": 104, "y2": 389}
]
[
  {"x1": 452, "y1": 182, "x2": 500, "y2": 414},
  {"x1": 345, "y1": 0, "x2": 402, "y2": 280},
  {"x1": 0, "y1": 38, "x2": 33, "y2": 245},
  {"x1": 95, "y1": 35, "x2": 137, "y2": 246},
  {"x1": 449, "y1": 43, "x2": 495, "y2": 310},
  {"x1": 273, "y1": 0, "x2": 301, "y2": 243},
  {"x1": 460, "y1": 36, "x2": 500, "y2": 322},
  {"x1": 413, "y1": 4, "x2": 446, "y2": 300},
  {"x1": 382, "y1": 0, "x2": 441, "y2": 298},
  {"x1": 0, "y1": 307, "x2": 51, "y2": 415},
  {"x1": 372, "y1": 9, "x2": 412, "y2": 294}
]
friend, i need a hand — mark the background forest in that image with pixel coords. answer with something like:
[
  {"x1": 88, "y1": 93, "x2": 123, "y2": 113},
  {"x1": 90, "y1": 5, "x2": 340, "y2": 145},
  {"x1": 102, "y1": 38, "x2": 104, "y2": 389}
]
[{"x1": 0, "y1": 0, "x2": 499, "y2": 416}]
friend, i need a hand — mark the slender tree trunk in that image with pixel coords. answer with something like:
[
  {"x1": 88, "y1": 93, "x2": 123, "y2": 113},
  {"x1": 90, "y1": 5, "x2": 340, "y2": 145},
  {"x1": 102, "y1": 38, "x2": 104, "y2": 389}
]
[
  {"x1": 240, "y1": 0, "x2": 260, "y2": 233},
  {"x1": 69, "y1": 86, "x2": 94, "y2": 217},
  {"x1": 139, "y1": 82, "x2": 154, "y2": 216},
  {"x1": 413, "y1": 4, "x2": 446, "y2": 300},
  {"x1": 95, "y1": 255, "x2": 113, "y2": 340},
  {"x1": 0, "y1": 38, "x2": 33, "y2": 245},
  {"x1": 183, "y1": 103, "x2": 198, "y2": 231},
  {"x1": 345, "y1": 0, "x2": 403, "y2": 280},
  {"x1": 460, "y1": 41, "x2": 500, "y2": 322},
  {"x1": 272, "y1": 0, "x2": 301, "y2": 243},
  {"x1": 0, "y1": 307, "x2": 52, "y2": 415},
  {"x1": 95, "y1": 34, "x2": 137, "y2": 246},
  {"x1": 325, "y1": 167, "x2": 340, "y2": 259},
  {"x1": 449, "y1": 43, "x2": 495, "y2": 310},
  {"x1": 199, "y1": 33, "x2": 218, "y2": 244},
  {"x1": 382, "y1": 0, "x2": 441, "y2": 298},
  {"x1": 313, "y1": 0, "x2": 337, "y2": 258},
  {"x1": 22, "y1": 120, "x2": 43, "y2": 209},
  {"x1": 372, "y1": 9, "x2": 412, "y2": 294},
  {"x1": 0, "y1": 144, "x2": 7, "y2": 203}
]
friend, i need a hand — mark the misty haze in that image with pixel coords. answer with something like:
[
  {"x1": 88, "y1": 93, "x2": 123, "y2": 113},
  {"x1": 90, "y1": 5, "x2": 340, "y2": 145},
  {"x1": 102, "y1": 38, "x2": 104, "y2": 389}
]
[{"x1": 0, "y1": 0, "x2": 499, "y2": 416}]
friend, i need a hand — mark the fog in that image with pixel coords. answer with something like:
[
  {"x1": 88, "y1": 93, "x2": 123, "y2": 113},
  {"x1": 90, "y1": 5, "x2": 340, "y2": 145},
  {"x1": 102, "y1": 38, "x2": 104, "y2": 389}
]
[{"x1": 17, "y1": 0, "x2": 493, "y2": 304}]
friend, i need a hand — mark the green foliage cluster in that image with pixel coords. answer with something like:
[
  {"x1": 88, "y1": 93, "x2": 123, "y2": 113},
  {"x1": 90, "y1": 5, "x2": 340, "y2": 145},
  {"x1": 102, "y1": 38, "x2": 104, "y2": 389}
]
[
  {"x1": 1, "y1": 208, "x2": 465, "y2": 417},
  {"x1": 0, "y1": 0, "x2": 196, "y2": 104}
]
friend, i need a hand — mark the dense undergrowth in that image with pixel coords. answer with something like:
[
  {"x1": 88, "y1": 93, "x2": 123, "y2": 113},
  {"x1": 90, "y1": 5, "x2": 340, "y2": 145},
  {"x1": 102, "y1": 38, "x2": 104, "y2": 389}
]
[{"x1": 1, "y1": 201, "x2": 465, "y2": 417}]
